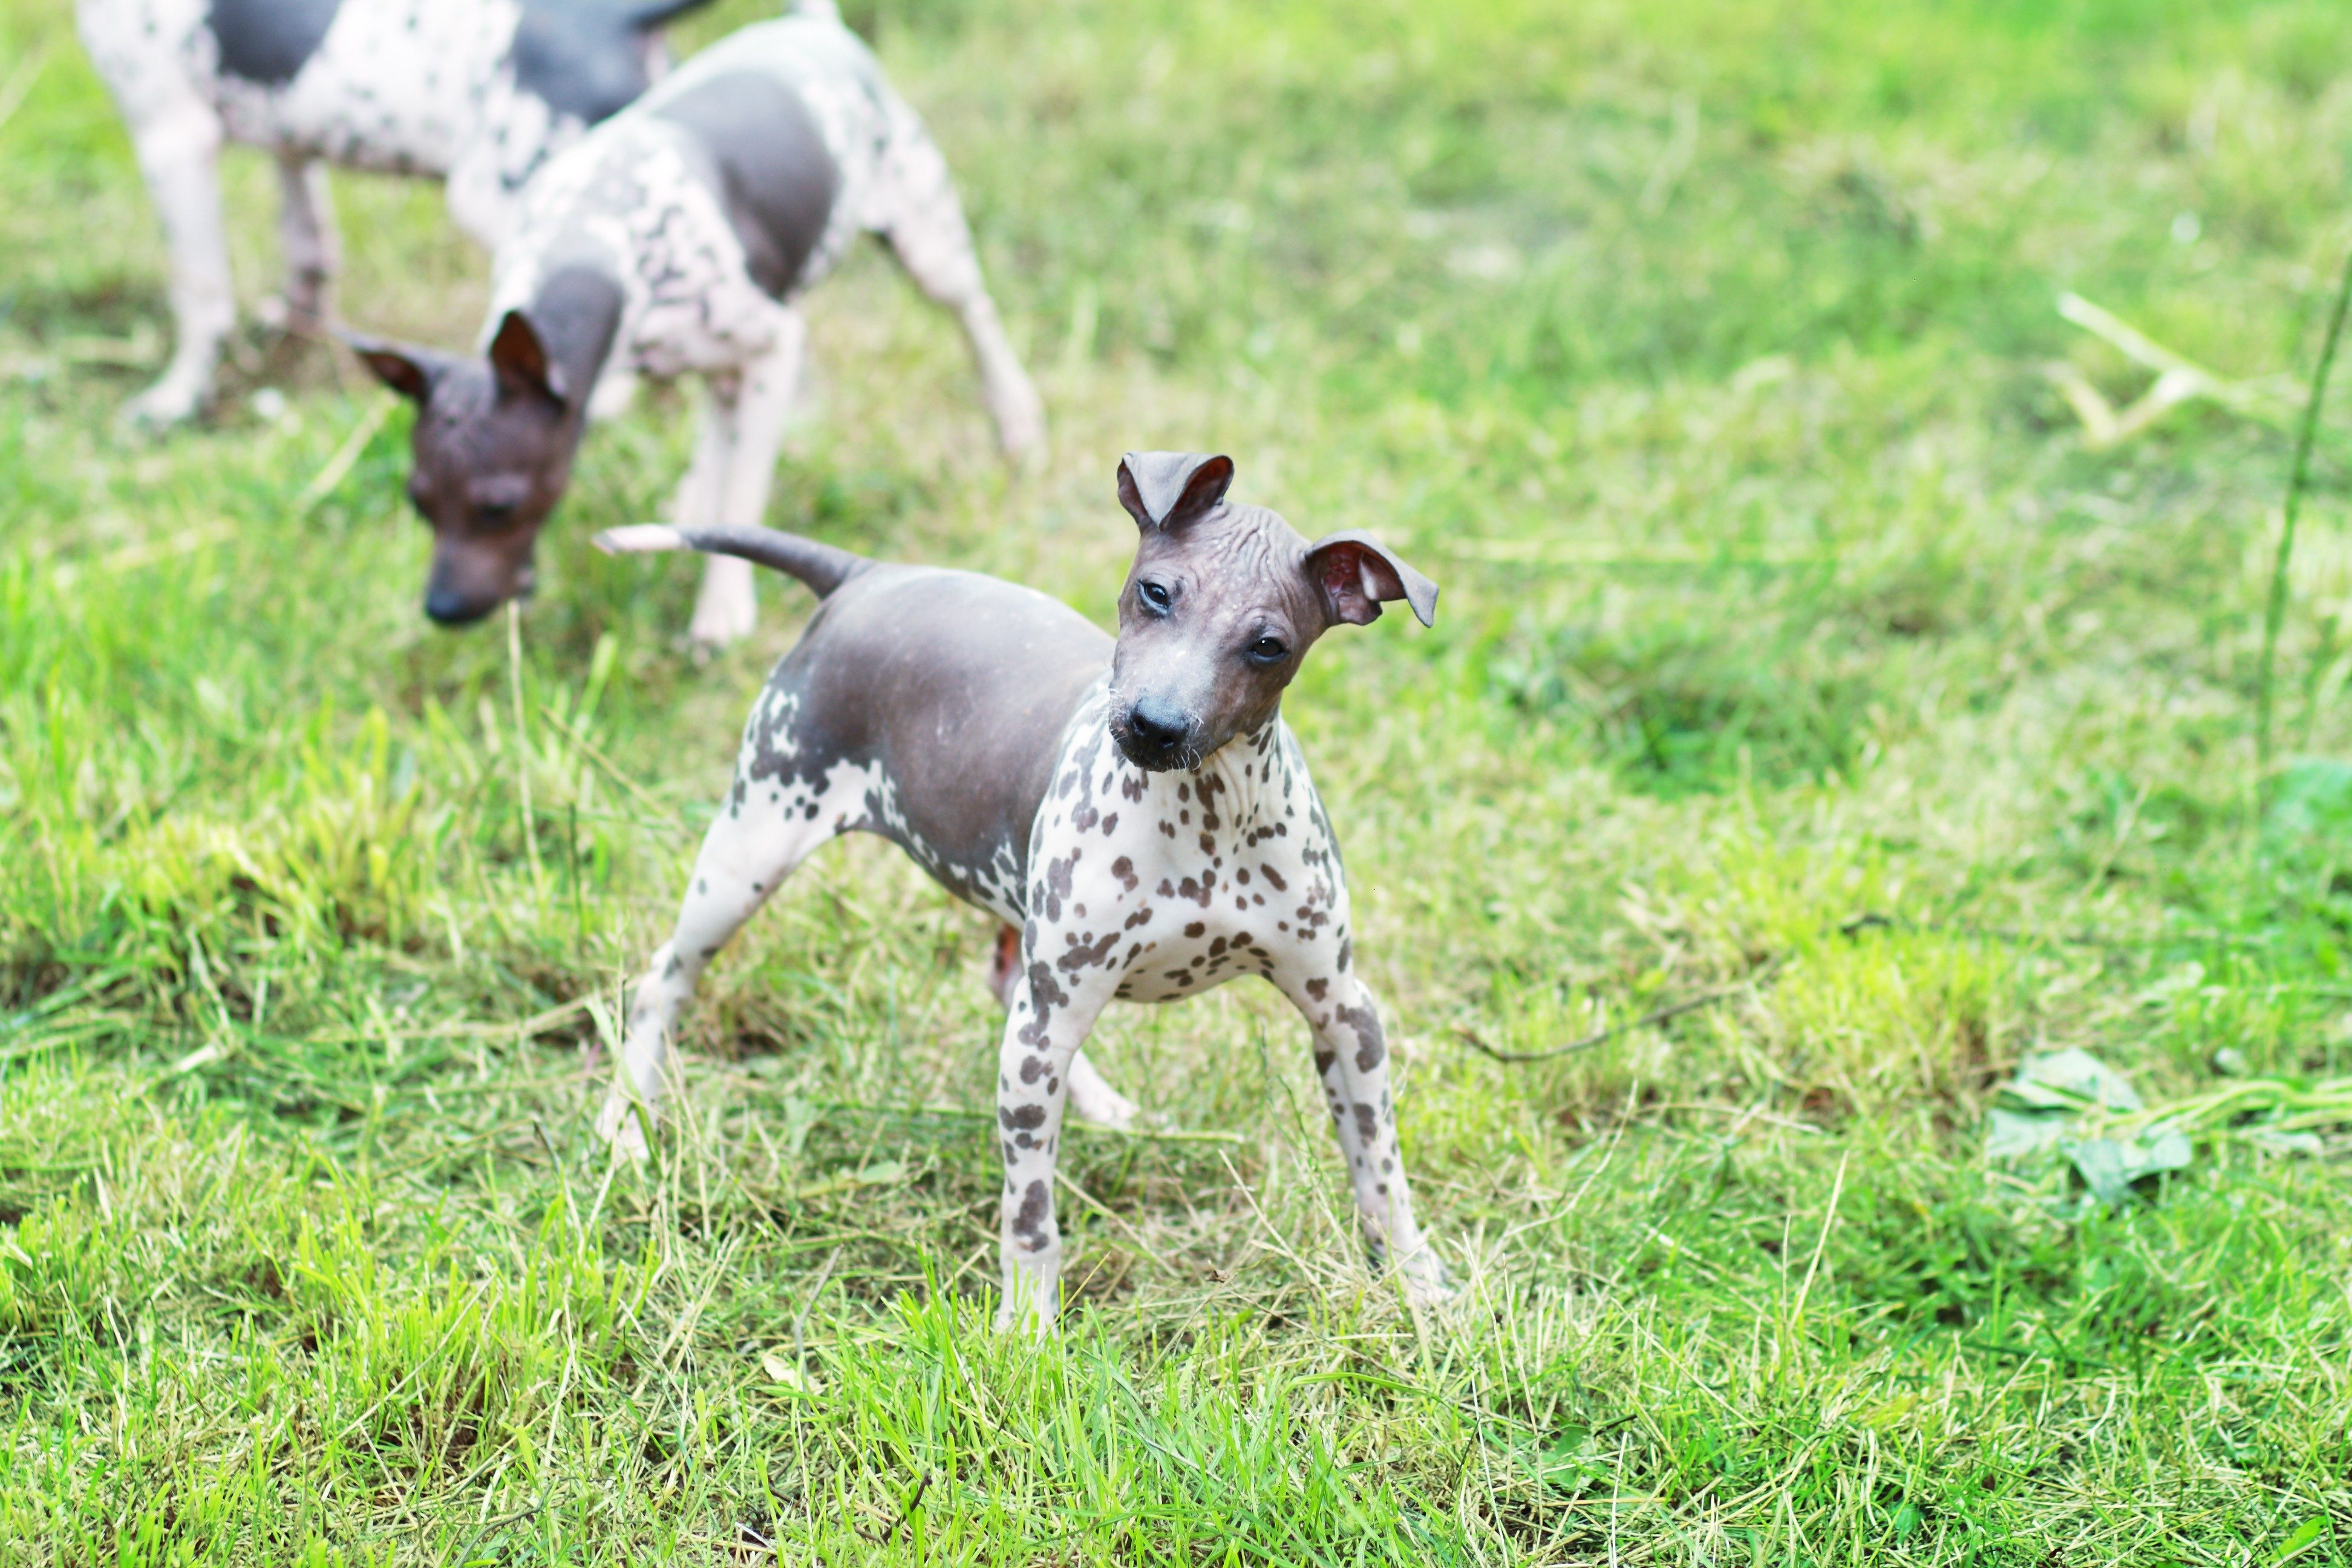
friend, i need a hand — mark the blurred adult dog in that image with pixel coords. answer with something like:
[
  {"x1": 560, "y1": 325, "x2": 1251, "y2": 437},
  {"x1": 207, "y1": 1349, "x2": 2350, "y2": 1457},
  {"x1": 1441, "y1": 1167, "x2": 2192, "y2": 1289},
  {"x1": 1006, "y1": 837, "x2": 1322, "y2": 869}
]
[
  {"x1": 348, "y1": 7, "x2": 1042, "y2": 643},
  {"x1": 77, "y1": 0, "x2": 719, "y2": 426},
  {"x1": 593, "y1": 452, "x2": 1449, "y2": 1331}
]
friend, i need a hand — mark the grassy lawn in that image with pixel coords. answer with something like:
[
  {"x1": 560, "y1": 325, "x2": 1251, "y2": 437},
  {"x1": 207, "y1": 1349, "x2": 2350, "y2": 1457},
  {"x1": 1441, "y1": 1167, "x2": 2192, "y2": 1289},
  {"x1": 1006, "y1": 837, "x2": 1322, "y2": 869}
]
[{"x1": 5, "y1": 0, "x2": 2352, "y2": 1559}]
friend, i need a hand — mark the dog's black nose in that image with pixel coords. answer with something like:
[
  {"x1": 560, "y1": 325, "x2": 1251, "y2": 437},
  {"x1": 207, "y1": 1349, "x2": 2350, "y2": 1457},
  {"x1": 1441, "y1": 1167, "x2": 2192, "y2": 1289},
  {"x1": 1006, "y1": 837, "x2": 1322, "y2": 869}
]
[
  {"x1": 1124, "y1": 700, "x2": 1189, "y2": 752},
  {"x1": 424, "y1": 587, "x2": 496, "y2": 626}
]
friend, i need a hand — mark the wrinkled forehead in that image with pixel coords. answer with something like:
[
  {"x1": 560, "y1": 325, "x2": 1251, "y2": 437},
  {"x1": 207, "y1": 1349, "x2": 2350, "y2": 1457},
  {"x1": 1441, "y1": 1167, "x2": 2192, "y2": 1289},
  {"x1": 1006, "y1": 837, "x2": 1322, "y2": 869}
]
[
  {"x1": 417, "y1": 368, "x2": 537, "y2": 459},
  {"x1": 1132, "y1": 504, "x2": 1320, "y2": 622}
]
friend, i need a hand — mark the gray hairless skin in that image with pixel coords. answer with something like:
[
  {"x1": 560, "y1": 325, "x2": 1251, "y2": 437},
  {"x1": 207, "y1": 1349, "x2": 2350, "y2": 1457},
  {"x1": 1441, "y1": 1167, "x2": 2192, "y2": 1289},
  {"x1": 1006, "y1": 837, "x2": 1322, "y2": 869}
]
[
  {"x1": 76, "y1": 0, "x2": 723, "y2": 427},
  {"x1": 350, "y1": 12, "x2": 1042, "y2": 639},
  {"x1": 593, "y1": 452, "x2": 1451, "y2": 1331}
]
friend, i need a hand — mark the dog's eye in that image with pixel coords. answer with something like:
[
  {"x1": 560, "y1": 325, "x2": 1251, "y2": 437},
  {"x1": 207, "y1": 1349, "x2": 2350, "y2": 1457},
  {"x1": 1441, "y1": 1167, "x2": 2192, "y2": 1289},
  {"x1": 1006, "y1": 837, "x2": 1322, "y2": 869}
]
[
  {"x1": 1138, "y1": 581, "x2": 1172, "y2": 613},
  {"x1": 1246, "y1": 635, "x2": 1288, "y2": 663}
]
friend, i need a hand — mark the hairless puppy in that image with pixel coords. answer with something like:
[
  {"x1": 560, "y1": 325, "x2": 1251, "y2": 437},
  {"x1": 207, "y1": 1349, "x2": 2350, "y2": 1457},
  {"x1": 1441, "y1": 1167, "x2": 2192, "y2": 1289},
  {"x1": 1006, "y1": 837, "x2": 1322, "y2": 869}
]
[
  {"x1": 76, "y1": 0, "x2": 722, "y2": 427},
  {"x1": 593, "y1": 452, "x2": 1451, "y2": 1331},
  {"x1": 350, "y1": 10, "x2": 1042, "y2": 642}
]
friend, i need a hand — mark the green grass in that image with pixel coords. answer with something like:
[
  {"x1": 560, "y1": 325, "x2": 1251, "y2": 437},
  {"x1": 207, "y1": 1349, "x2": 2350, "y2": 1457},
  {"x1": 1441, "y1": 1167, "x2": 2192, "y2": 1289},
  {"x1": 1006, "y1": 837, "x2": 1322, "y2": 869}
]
[{"x1": 4, "y1": 0, "x2": 2352, "y2": 1559}]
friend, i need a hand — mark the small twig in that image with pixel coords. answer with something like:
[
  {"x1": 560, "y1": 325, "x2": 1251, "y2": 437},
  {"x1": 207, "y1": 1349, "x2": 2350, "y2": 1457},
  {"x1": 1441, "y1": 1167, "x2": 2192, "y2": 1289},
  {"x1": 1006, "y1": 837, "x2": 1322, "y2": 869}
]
[
  {"x1": 2257, "y1": 238, "x2": 2352, "y2": 794},
  {"x1": 1837, "y1": 910, "x2": 2262, "y2": 950},
  {"x1": 300, "y1": 995, "x2": 590, "y2": 1045},
  {"x1": 1455, "y1": 957, "x2": 1782, "y2": 1065},
  {"x1": 880, "y1": 1473, "x2": 932, "y2": 1547}
]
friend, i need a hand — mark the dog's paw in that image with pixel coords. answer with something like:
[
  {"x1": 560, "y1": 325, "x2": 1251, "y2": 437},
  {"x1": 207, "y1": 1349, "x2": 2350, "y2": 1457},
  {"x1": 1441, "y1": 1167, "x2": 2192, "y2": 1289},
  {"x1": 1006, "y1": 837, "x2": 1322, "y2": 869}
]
[
  {"x1": 1399, "y1": 1247, "x2": 1456, "y2": 1310},
  {"x1": 990, "y1": 379, "x2": 1047, "y2": 471},
  {"x1": 120, "y1": 375, "x2": 206, "y2": 433},
  {"x1": 595, "y1": 1094, "x2": 655, "y2": 1160},
  {"x1": 687, "y1": 591, "x2": 757, "y2": 649}
]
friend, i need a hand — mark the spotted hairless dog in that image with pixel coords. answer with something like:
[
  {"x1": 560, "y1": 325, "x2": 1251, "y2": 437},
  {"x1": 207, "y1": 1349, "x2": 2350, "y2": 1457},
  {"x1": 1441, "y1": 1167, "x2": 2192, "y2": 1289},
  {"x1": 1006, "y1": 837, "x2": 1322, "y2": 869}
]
[
  {"x1": 349, "y1": 9, "x2": 1042, "y2": 642},
  {"x1": 592, "y1": 452, "x2": 1450, "y2": 1331}
]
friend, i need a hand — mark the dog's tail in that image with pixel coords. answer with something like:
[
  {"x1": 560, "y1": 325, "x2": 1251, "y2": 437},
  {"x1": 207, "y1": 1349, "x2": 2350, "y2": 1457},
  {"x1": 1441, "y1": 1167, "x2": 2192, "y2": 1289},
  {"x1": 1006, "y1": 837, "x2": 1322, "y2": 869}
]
[{"x1": 595, "y1": 524, "x2": 870, "y2": 599}]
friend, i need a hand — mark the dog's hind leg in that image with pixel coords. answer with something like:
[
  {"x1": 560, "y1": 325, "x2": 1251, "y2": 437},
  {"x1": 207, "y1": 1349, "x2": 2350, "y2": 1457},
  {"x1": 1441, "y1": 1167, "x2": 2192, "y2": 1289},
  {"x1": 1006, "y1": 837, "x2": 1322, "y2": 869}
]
[
  {"x1": 120, "y1": 93, "x2": 234, "y2": 427},
  {"x1": 688, "y1": 312, "x2": 805, "y2": 647},
  {"x1": 273, "y1": 153, "x2": 339, "y2": 336},
  {"x1": 597, "y1": 743, "x2": 843, "y2": 1155},
  {"x1": 874, "y1": 106, "x2": 1044, "y2": 464}
]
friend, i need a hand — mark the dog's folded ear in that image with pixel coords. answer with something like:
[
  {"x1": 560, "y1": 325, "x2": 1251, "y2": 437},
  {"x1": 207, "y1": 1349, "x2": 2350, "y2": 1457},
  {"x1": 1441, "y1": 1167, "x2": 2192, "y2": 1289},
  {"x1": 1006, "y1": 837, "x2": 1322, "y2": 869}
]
[
  {"x1": 1117, "y1": 452, "x2": 1234, "y2": 531},
  {"x1": 342, "y1": 332, "x2": 452, "y2": 405},
  {"x1": 489, "y1": 309, "x2": 569, "y2": 407},
  {"x1": 1303, "y1": 531, "x2": 1439, "y2": 628}
]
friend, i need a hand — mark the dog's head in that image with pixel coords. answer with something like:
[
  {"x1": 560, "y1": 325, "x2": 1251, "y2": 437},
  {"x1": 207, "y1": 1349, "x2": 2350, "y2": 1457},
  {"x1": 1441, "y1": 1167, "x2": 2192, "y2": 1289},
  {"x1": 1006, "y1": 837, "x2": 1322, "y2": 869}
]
[
  {"x1": 348, "y1": 309, "x2": 587, "y2": 627},
  {"x1": 1107, "y1": 452, "x2": 1437, "y2": 773}
]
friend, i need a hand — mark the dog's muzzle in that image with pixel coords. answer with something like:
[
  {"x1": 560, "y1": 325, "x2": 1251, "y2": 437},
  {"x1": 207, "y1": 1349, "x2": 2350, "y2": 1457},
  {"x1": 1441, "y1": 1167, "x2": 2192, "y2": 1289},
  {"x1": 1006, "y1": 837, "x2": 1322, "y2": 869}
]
[{"x1": 1113, "y1": 699, "x2": 1195, "y2": 771}]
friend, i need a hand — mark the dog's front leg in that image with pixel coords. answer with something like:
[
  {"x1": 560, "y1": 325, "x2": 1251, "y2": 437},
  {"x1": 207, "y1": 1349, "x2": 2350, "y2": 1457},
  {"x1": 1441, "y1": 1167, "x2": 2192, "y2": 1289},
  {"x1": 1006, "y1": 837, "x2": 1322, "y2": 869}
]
[
  {"x1": 1275, "y1": 964, "x2": 1449, "y2": 1307},
  {"x1": 688, "y1": 315, "x2": 805, "y2": 647},
  {"x1": 995, "y1": 952, "x2": 1120, "y2": 1334}
]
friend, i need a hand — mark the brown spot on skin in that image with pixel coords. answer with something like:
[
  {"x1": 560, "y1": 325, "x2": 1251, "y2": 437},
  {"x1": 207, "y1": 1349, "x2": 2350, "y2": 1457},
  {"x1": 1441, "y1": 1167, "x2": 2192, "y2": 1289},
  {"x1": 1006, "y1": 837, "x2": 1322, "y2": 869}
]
[
  {"x1": 1111, "y1": 856, "x2": 1138, "y2": 891},
  {"x1": 1199, "y1": 832, "x2": 1216, "y2": 854},
  {"x1": 1044, "y1": 850, "x2": 1079, "y2": 921},
  {"x1": 1101, "y1": 812, "x2": 1119, "y2": 835},
  {"x1": 1177, "y1": 783, "x2": 1191, "y2": 802},
  {"x1": 1184, "y1": 922, "x2": 1205, "y2": 938},
  {"x1": 1236, "y1": 869, "x2": 1250, "y2": 885},
  {"x1": 1338, "y1": 936, "x2": 1352, "y2": 971},
  {"x1": 1351, "y1": 1103, "x2": 1379, "y2": 1141},
  {"x1": 1261, "y1": 866, "x2": 1287, "y2": 891},
  {"x1": 1000, "y1": 1103, "x2": 1047, "y2": 1131},
  {"x1": 1123, "y1": 907, "x2": 1153, "y2": 930},
  {"x1": 1336, "y1": 1001, "x2": 1385, "y2": 1070},
  {"x1": 1058, "y1": 930, "x2": 1119, "y2": 971},
  {"x1": 1019, "y1": 1057, "x2": 1047, "y2": 1083},
  {"x1": 1209, "y1": 936, "x2": 1228, "y2": 956},
  {"x1": 1011, "y1": 1180, "x2": 1052, "y2": 1247}
]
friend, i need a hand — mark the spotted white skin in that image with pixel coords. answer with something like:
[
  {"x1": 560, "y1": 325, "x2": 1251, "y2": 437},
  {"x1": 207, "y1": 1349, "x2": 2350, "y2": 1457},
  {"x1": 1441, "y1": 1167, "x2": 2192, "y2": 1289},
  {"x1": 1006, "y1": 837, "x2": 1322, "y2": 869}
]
[
  {"x1": 597, "y1": 676, "x2": 1442, "y2": 1331},
  {"x1": 595, "y1": 454, "x2": 1448, "y2": 1332},
  {"x1": 512, "y1": 18, "x2": 1040, "y2": 641},
  {"x1": 991, "y1": 691, "x2": 1444, "y2": 1330},
  {"x1": 75, "y1": 0, "x2": 650, "y2": 425}
]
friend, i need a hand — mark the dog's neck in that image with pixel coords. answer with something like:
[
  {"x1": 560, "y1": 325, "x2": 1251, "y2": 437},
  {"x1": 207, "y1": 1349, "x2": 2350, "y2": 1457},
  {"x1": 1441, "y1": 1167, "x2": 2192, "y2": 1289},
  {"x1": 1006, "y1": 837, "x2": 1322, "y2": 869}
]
[
  {"x1": 1146, "y1": 720, "x2": 1284, "y2": 829},
  {"x1": 526, "y1": 261, "x2": 626, "y2": 420}
]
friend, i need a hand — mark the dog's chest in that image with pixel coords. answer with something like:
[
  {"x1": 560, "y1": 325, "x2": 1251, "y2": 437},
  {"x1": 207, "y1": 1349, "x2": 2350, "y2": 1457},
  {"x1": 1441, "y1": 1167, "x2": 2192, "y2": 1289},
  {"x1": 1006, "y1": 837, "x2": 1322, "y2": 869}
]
[
  {"x1": 201, "y1": 0, "x2": 520, "y2": 172},
  {"x1": 1026, "y1": 719, "x2": 1342, "y2": 1004}
]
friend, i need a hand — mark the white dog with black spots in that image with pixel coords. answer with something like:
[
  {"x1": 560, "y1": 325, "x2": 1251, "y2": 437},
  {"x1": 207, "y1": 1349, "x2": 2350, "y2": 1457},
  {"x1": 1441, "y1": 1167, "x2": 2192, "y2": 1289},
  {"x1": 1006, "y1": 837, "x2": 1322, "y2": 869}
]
[{"x1": 590, "y1": 451, "x2": 1450, "y2": 1331}]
